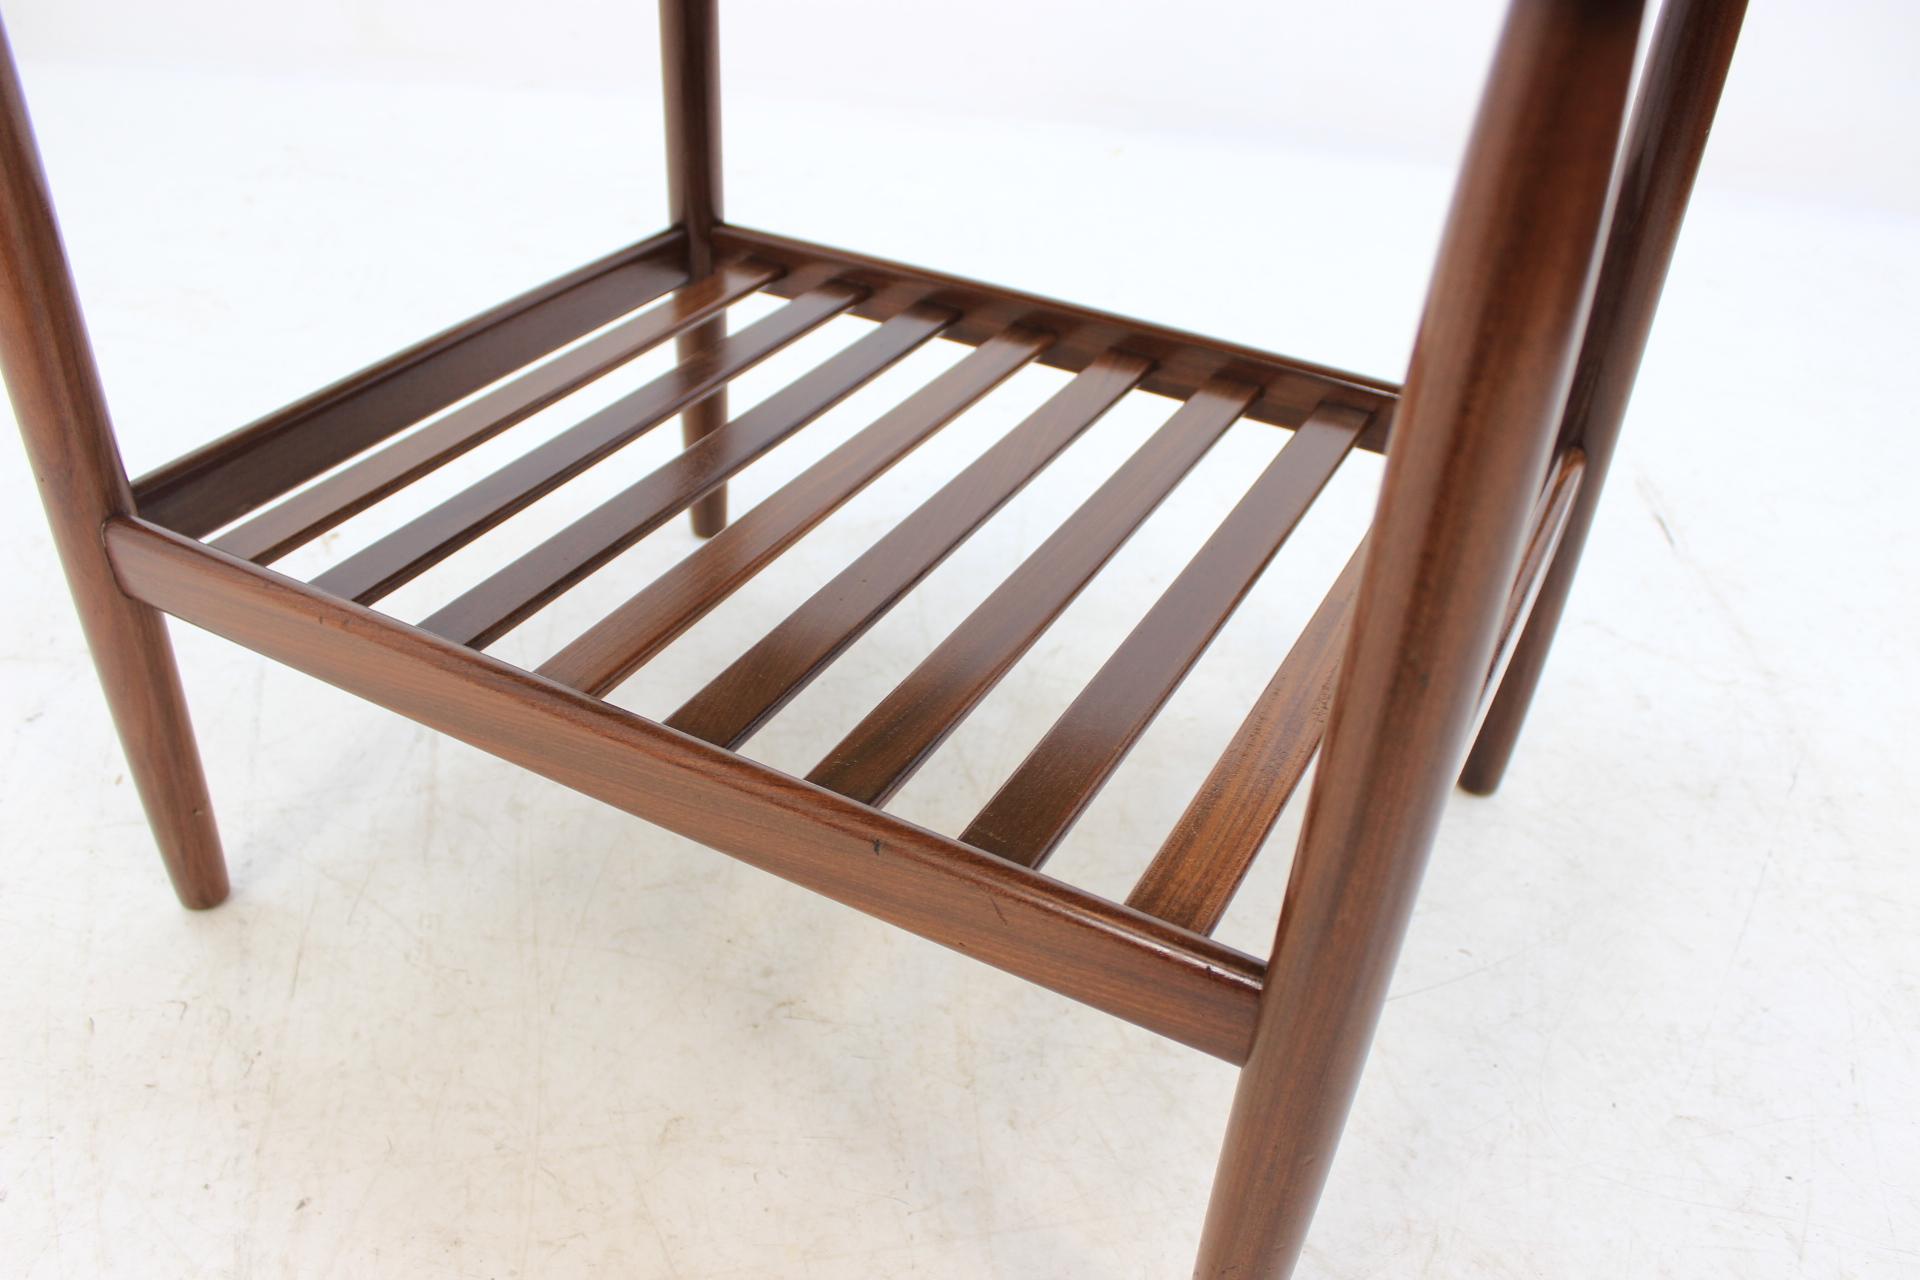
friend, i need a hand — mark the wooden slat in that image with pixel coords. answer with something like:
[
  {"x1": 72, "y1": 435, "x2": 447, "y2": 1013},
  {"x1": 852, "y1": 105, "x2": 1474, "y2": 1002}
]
[
  {"x1": 106, "y1": 517, "x2": 1265, "y2": 1064},
  {"x1": 537, "y1": 327, "x2": 1051, "y2": 695},
  {"x1": 134, "y1": 230, "x2": 691, "y2": 536},
  {"x1": 808, "y1": 376, "x2": 1257, "y2": 806},
  {"x1": 961, "y1": 404, "x2": 1368, "y2": 869},
  {"x1": 1115, "y1": 453, "x2": 1583, "y2": 937},
  {"x1": 1126, "y1": 539, "x2": 1368, "y2": 935},
  {"x1": 215, "y1": 258, "x2": 779, "y2": 565},
  {"x1": 310, "y1": 278, "x2": 860, "y2": 604},
  {"x1": 666, "y1": 350, "x2": 1152, "y2": 749},
  {"x1": 419, "y1": 303, "x2": 954, "y2": 648},
  {"x1": 718, "y1": 224, "x2": 1400, "y2": 450}
]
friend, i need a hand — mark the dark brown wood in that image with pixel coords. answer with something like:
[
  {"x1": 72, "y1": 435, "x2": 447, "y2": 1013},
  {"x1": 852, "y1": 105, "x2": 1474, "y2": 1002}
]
[
  {"x1": 107, "y1": 517, "x2": 1265, "y2": 1063},
  {"x1": 133, "y1": 229, "x2": 690, "y2": 538},
  {"x1": 1126, "y1": 539, "x2": 1367, "y2": 935},
  {"x1": 539, "y1": 327, "x2": 1051, "y2": 694},
  {"x1": 667, "y1": 351, "x2": 1151, "y2": 748},
  {"x1": 807, "y1": 377, "x2": 1257, "y2": 807},
  {"x1": 1127, "y1": 444, "x2": 1581, "y2": 940},
  {"x1": 5, "y1": 0, "x2": 1743, "y2": 1262},
  {"x1": 311, "y1": 277, "x2": 859, "y2": 604},
  {"x1": 718, "y1": 224, "x2": 1402, "y2": 450},
  {"x1": 215, "y1": 258, "x2": 778, "y2": 565},
  {"x1": 961, "y1": 404, "x2": 1365, "y2": 869},
  {"x1": 677, "y1": 319, "x2": 731, "y2": 537},
  {"x1": 0, "y1": 19, "x2": 227, "y2": 908},
  {"x1": 419, "y1": 303, "x2": 953, "y2": 648},
  {"x1": 1195, "y1": 4, "x2": 1643, "y2": 1276},
  {"x1": 1463, "y1": 0, "x2": 1747, "y2": 796},
  {"x1": 1479, "y1": 449, "x2": 1586, "y2": 714},
  {"x1": 659, "y1": 0, "x2": 722, "y2": 274},
  {"x1": 660, "y1": 0, "x2": 729, "y2": 536}
]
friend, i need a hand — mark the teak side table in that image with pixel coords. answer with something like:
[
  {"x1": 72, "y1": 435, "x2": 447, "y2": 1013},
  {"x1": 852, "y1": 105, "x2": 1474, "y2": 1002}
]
[{"x1": 0, "y1": 2, "x2": 1743, "y2": 1274}]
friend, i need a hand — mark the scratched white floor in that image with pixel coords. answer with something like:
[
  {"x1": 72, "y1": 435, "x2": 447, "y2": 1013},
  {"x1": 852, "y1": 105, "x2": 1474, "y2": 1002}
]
[{"x1": 2, "y1": 59, "x2": 1917, "y2": 1280}]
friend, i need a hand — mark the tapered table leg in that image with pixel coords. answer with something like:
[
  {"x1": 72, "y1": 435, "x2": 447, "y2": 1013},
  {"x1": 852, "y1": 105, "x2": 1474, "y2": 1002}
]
[
  {"x1": 0, "y1": 19, "x2": 227, "y2": 908},
  {"x1": 1195, "y1": 1, "x2": 1645, "y2": 1273},
  {"x1": 1463, "y1": 0, "x2": 1748, "y2": 795}
]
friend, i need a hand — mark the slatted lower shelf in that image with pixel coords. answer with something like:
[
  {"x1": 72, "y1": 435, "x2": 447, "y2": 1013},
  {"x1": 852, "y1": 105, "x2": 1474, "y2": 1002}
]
[{"x1": 122, "y1": 230, "x2": 1578, "y2": 1058}]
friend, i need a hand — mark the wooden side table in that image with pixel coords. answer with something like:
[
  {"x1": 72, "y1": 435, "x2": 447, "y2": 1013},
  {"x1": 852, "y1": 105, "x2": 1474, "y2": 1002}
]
[{"x1": 0, "y1": 2, "x2": 1744, "y2": 1274}]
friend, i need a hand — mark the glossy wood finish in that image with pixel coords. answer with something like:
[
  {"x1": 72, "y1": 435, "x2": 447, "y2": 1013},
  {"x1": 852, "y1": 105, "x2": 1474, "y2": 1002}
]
[
  {"x1": 1479, "y1": 449, "x2": 1586, "y2": 718},
  {"x1": 962, "y1": 404, "x2": 1365, "y2": 869},
  {"x1": 1463, "y1": 0, "x2": 1747, "y2": 796},
  {"x1": 135, "y1": 230, "x2": 690, "y2": 538},
  {"x1": 215, "y1": 258, "x2": 778, "y2": 565},
  {"x1": 718, "y1": 224, "x2": 1402, "y2": 450},
  {"x1": 809, "y1": 376, "x2": 1257, "y2": 807},
  {"x1": 1194, "y1": 3, "x2": 1644, "y2": 1275},
  {"x1": 419, "y1": 302, "x2": 953, "y2": 647},
  {"x1": 677, "y1": 321, "x2": 731, "y2": 536},
  {"x1": 539, "y1": 328, "x2": 1051, "y2": 694},
  {"x1": 660, "y1": 0, "x2": 722, "y2": 274},
  {"x1": 0, "y1": 0, "x2": 1744, "y2": 1271},
  {"x1": 107, "y1": 518, "x2": 1266, "y2": 1063},
  {"x1": 1127, "y1": 540, "x2": 1367, "y2": 936},
  {"x1": 1125, "y1": 443, "x2": 1581, "y2": 942},
  {"x1": 0, "y1": 18, "x2": 226, "y2": 908},
  {"x1": 660, "y1": 0, "x2": 730, "y2": 536},
  {"x1": 311, "y1": 276, "x2": 858, "y2": 604},
  {"x1": 667, "y1": 351, "x2": 1150, "y2": 748}
]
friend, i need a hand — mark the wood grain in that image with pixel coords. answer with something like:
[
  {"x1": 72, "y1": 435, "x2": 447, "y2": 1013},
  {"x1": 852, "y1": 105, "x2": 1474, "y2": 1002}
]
[
  {"x1": 1463, "y1": 0, "x2": 1747, "y2": 795},
  {"x1": 1196, "y1": 3, "x2": 1643, "y2": 1273},
  {"x1": 0, "y1": 20, "x2": 227, "y2": 907},
  {"x1": 134, "y1": 230, "x2": 690, "y2": 537},
  {"x1": 660, "y1": 0, "x2": 730, "y2": 536},
  {"x1": 1476, "y1": 449, "x2": 1586, "y2": 718},
  {"x1": 216, "y1": 258, "x2": 778, "y2": 565},
  {"x1": 962, "y1": 404, "x2": 1365, "y2": 869},
  {"x1": 0, "y1": 0, "x2": 1742, "y2": 1265},
  {"x1": 108, "y1": 517, "x2": 1264, "y2": 1063},
  {"x1": 667, "y1": 350, "x2": 1151, "y2": 749},
  {"x1": 419, "y1": 303, "x2": 953, "y2": 647},
  {"x1": 1126, "y1": 539, "x2": 1367, "y2": 935},
  {"x1": 312, "y1": 277, "x2": 859, "y2": 604},
  {"x1": 720, "y1": 224, "x2": 1399, "y2": 449},
  {"x1": 807, "y1": 376, "x2": 1257, "y2": 807},
  {"x1": 538, "y1": 328, "x2": 1051, "y2": 695}
]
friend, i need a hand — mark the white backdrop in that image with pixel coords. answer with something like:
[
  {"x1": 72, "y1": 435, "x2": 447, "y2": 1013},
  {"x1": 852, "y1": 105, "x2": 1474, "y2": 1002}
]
[
  {"x1": 7, "y1": 0, "x2": 1915, "y2": 475},
  {"x1": 7, "y1": 0, "x2": 1919, "y2": 215}
]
